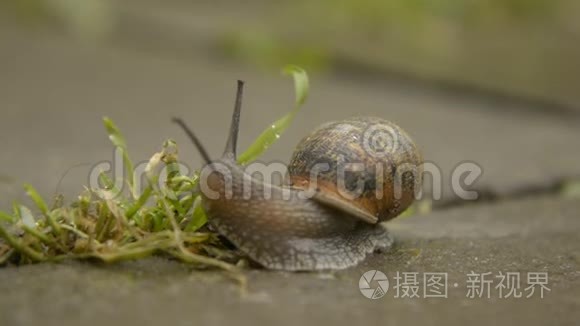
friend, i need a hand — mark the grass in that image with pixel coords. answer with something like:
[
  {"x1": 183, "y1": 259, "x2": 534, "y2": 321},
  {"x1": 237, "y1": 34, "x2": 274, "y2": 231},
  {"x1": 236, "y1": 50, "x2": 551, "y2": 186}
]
[{"x1": 0, "y1": 65, "x2": 309, "y2": 274}]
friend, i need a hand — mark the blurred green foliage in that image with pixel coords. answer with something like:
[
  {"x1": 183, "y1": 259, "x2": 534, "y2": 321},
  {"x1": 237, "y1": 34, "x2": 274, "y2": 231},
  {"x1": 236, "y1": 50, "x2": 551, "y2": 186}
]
[
  {"x1": 218, "y1": 0, "x2": 563, "y2": 71},
  {"x1": 4, "y1": 0, "x2": 562, "y2": 66},
  {"x1": 313, "y1": 0, "x2": 556, "y2": 27},
  {"x1": 2, "y1": 0, "x2": 576, "y2": 103},
  {"x1": 219, "y1": 30, "x2": 331, "y2": 72},
  {"x1": 1, "y1": 0, "x2": 114, "y2": 41}
]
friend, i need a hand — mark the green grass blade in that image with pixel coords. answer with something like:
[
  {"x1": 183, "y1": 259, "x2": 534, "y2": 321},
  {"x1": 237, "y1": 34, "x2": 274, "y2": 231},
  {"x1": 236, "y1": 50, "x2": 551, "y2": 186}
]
[
  {"x1": 0, "y1": 211, "x2": 14, "y2": 223},
  {"x1": 23, "y1": 185, "x2": 61, "y2": 234},
  {"x1": 103, "y1": 116, "x2": 128, "y2": 149},
  {"x1": 103, "y1": 117, "x2": 136, "y2": 195},
  {"x1": 125, "y1": 186, "x2": 153, "y2": 219},
  {"x1": 22, "y1": 225, "x2": 56, "y2": 247},
  {"x1": 284, "y1": 64, "x2": 309, "y2": 106},
  {"x1": 0, "y1": 224, "x2": 45, "y2": 262},
  {"x1": 185, "y1": 197, "x2": 208, "y2": 232},
  {"x1": 23, "y1": 184, "x2": 49, "y2": 215},
  {"x1": 237, "y1": 65, "x2": 309, "y2": 165}
]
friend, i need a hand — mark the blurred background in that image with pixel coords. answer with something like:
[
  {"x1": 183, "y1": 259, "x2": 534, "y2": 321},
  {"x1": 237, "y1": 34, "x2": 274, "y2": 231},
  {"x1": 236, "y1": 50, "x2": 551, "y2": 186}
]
[
  {"x1": 2, "y1": 4, "x2": 580, "y2": 324},
  {"x1": 3, "y1": 0, "x2": 580, "y2": 106},
  {"x1": 1, "y1": 0, "x2": 579, "y2": 209}
]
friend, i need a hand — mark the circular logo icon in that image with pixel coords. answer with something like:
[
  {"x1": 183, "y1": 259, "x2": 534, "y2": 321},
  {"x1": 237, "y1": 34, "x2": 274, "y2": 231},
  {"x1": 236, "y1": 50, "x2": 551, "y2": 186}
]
[
  {"x1": 359, "y1": 270, "x2": 389, "y2": 299},
  {"x1": 362, "y1": 124, "x2": 399, "y2": 158}
]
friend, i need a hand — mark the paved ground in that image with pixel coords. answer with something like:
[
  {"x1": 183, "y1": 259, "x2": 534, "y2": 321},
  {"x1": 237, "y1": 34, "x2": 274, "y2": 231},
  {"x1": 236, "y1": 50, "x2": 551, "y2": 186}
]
[
  {"x1": 1, "y1": 195, "x2": 578, "y2": 326},
  {"x1": 0, "y1": 17, "x2": 579, "y2": 326}
]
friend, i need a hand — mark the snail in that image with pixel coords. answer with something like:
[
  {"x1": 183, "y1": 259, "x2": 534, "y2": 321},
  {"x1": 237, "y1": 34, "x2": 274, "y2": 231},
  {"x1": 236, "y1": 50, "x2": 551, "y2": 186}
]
[{"x1": 173, "y1": 80, "x2": 422, "y2": 271}]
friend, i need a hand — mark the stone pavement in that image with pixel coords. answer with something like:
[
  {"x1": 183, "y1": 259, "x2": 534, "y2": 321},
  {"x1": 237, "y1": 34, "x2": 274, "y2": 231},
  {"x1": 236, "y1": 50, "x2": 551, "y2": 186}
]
[
  {"x1": 1, "y1": 196, "x2": 578, "y2": 326},
  {"x1": 0, "y1": 20, "x2": 579, "y2": 326}
]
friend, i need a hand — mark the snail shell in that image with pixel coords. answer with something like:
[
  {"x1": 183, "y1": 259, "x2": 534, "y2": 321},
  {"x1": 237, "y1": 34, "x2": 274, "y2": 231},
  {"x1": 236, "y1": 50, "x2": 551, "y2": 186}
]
[{"x1": 288, "y1": 117, "x2": 423, "y2": 224}]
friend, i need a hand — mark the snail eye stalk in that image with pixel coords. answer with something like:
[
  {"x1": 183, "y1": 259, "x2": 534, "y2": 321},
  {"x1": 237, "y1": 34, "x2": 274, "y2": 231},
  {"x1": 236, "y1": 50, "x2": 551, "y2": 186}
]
[
  {"x1": 172, "y1": 80, "x2": 245, "y2": 164},
  {"x1": 171, "y1": 117, "x2": 212, "y2": 164},
  {"x1": 224, "y1": 80, "x2": 244, "y2": 159}
]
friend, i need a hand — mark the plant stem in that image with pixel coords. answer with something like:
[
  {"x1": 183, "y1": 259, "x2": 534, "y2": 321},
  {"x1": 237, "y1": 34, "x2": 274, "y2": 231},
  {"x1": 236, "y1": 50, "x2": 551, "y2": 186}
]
[{"x1": 0, "y1": 224, "x2": 45, "y2": 261}]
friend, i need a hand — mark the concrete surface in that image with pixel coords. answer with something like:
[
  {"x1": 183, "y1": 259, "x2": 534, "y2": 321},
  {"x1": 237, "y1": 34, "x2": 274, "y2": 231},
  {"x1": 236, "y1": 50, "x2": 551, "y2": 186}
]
[
  {"x1": 0, "y1": 18, "x2": 579, "y2": 326},
  {"x1": 1, "y1": 195, "x2": 578, "y2": 326}
]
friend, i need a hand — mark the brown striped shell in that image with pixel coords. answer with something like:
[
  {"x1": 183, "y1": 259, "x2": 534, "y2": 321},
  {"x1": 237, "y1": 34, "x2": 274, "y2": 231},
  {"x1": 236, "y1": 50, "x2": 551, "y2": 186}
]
[{"x1": 287, "y1": 117, "x2": 422, "y2": 223}]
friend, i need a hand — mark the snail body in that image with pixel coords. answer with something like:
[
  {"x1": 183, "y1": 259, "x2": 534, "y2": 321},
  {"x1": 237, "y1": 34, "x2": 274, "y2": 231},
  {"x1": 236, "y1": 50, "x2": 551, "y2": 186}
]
[
  {"x1": 199, "y1": 157, "x2": 395, "y2": 270},
  {"x1": 174, "y1": 81, "x2": 422, "y2": 271}
]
